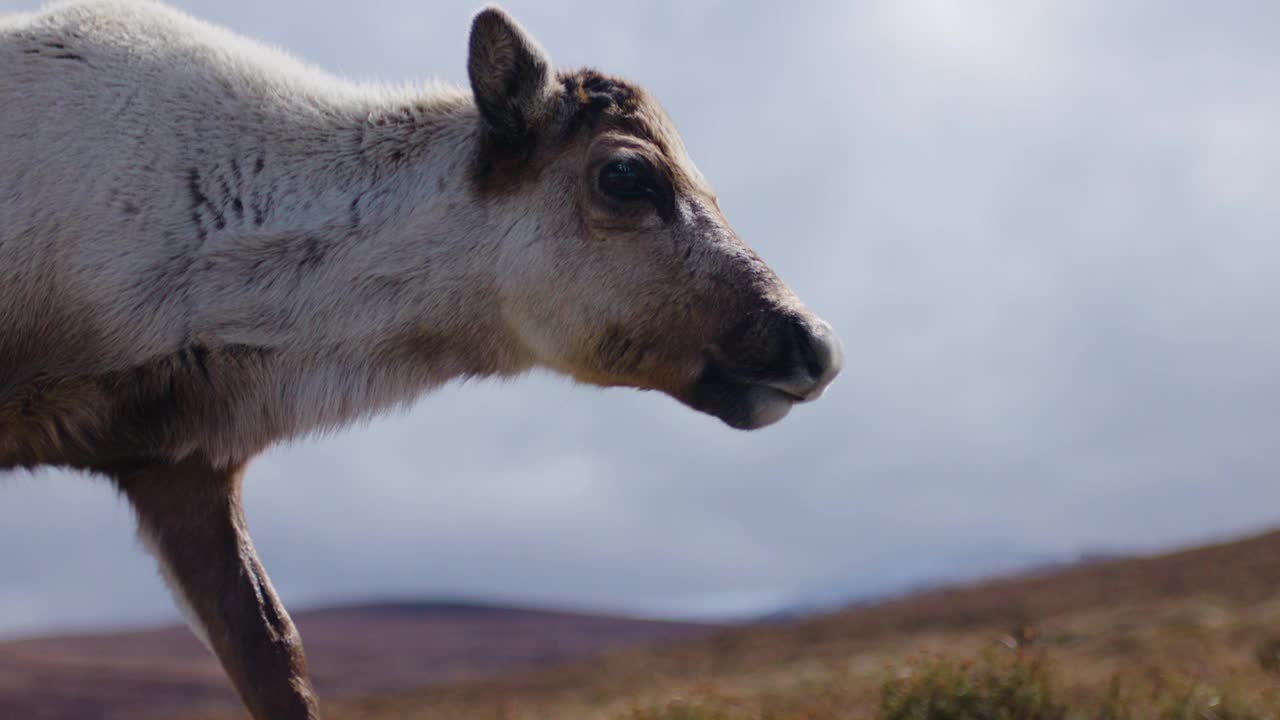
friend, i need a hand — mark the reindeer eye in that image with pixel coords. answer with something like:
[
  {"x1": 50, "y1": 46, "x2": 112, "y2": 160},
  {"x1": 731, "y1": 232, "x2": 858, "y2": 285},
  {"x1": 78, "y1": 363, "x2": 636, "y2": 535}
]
[{"x1": 599, "y1": 158, "x2": 655, "y2": 201}]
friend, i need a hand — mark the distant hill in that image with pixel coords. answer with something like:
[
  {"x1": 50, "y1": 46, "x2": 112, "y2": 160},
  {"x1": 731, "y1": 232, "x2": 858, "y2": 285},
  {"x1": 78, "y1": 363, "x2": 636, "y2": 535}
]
[
  {"x1": 204, "y1": 527, "x2": 1280, "y2": 720},
  {"x1": 764, "y1": 548, "x2": 1137, "y2": 623},
  {"x1": 0, "y1": 601, "x2": 719, "y2": 720}
]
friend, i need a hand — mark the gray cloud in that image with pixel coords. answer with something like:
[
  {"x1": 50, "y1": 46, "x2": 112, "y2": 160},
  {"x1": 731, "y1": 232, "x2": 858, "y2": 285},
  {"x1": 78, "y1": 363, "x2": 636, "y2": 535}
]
[{"x1": 2, "y1": 0, "x2": 1279, "y2": 637}]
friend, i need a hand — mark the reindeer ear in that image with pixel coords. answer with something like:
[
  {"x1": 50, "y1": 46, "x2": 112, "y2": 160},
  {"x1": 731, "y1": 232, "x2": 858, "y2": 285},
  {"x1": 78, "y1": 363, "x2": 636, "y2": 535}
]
[{"x1": 468, "y1": 6, "x2": 555, "y2": 142}]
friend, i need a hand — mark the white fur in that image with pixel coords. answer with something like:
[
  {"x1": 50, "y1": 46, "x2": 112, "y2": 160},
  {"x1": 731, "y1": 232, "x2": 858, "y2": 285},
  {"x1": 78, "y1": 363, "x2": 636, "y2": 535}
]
[{"x1": 1, "y1": 0, "x2": 541, "y2": 464}]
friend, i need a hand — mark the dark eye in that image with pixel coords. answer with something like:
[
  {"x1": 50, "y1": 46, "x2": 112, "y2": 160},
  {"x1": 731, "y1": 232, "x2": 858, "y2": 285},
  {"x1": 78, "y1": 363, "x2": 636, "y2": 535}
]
[{"x1": 598, "y1": 158, "x2": 655, "y2": 201}]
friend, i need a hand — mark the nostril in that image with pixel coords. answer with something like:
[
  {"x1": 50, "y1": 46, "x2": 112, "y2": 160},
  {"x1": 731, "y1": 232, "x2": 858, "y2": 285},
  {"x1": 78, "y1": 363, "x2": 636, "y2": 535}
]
[{"x1": 789, "y1": 317, "x2": 826, "y2": 381}]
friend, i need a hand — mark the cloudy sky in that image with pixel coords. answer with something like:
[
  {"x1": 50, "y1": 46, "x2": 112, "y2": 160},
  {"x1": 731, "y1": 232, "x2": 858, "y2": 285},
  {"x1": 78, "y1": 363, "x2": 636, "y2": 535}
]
[{"x1": 2, "y1": 0, "x2": 1279, "y2": 637}]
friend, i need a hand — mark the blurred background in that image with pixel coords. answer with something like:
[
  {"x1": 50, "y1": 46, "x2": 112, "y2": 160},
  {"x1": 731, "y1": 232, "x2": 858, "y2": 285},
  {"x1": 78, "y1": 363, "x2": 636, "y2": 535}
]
[{"x1": 1, "y1": 0, "x2": 1278, "y2": 646}]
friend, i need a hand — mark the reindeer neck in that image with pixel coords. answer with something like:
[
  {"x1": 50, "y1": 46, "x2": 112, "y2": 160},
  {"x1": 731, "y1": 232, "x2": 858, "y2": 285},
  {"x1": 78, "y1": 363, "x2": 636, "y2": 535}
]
[{"x1": 188, "y1": 89, "x2": 535, "y2": 433}]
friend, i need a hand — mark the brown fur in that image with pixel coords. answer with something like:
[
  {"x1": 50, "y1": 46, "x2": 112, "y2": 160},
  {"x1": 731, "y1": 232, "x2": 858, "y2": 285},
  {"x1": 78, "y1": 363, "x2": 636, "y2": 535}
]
[
  {"x1": 116, "y1": 455, "x2": 318, "y2": 718},
  {"x1": 0, "y1": 345, "x2": 273, "y2": 472},
  {"x1": 472, "y1": 69, "x2": 690, "y2": 209}
]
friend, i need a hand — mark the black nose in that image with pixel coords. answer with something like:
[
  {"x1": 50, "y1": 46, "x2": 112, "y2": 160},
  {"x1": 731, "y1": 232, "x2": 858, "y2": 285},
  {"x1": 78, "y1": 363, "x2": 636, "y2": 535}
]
[{"x1": 773, "y1": 315, "x2": 843, "y2": 401}]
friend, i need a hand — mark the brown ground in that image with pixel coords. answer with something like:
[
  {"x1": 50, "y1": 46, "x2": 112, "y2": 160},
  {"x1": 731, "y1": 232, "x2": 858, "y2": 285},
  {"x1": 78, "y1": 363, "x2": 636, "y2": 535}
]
[{"x1": 9, "y1": 528, "x2": 1280, "y2": 719}]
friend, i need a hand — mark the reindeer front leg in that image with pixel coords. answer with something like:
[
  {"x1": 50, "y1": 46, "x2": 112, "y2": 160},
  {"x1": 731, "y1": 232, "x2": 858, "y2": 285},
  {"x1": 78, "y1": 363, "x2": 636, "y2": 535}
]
[{"x1": 112, "y1": 456, "x2": 320, "y2": 720}]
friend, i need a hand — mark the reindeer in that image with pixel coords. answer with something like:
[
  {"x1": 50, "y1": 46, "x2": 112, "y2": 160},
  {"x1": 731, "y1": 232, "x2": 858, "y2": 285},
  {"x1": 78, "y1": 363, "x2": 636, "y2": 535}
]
[{"x1": 0, "y1": 1, "x2": 842, "y2": 717}]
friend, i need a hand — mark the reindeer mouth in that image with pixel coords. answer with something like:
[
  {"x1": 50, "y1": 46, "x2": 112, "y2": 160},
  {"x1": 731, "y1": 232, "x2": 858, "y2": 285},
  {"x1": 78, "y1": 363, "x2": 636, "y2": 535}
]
[
  {"x1": 680, "y1": 324, "x2": 843, "y2": 430},
  {"x1": 682, "y1": 355, "x2": 808, "y2": 430}
]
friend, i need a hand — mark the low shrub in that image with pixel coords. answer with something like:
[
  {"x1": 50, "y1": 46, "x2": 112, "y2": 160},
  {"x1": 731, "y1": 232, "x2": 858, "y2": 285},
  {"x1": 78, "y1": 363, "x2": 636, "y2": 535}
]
[{"x1": 880, "y1": 651, "x2": 1067, "y2": 720}]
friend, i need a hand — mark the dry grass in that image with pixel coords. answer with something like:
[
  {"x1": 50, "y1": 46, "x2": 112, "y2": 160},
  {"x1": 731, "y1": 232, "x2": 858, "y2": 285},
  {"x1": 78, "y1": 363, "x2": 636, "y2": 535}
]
[{"x1": 192, "y1": 530, "x2": 1280, "y2": 720}]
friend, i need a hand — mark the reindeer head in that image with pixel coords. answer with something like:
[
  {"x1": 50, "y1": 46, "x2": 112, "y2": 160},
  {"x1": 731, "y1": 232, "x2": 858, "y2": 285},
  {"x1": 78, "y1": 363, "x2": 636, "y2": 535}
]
[{"x1": 467, "y1": 7, "x2": 842, "y2": 429}]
